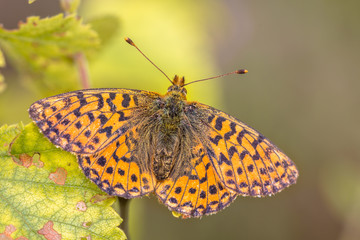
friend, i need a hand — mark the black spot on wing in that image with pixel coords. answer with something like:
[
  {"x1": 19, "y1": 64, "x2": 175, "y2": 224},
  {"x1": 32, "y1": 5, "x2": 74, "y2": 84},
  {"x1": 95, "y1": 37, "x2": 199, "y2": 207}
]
[
  {"x1": 75, "y1": 121, "x2": 82, "y2": 129},
  {"x1": 55, "y1": 113, "x2": 62, "y2": 120},
  {"x1": 219, "y1": 153, "x2": 231, "y2": 165},
  {"x1": 98, "y1": 126, "x2": 113, "y2": 138},
  {"x1": 106, "y1": 98, "x2": 117, "y2": 112},
  {"x1": 98, "y1": 114, "x2": 108, "y2": 125},
  {"x1": 87, "y1": 112, "x2": 95, "y2": 122},
  {"x1": 133, "y1": 95, "x2": 139, "y2": 106},
  {"x1": 236, "y1": 129, "x2": 248, "y2": 145},
  {"x1": 122, "y1": 94, "x2": 131, "y2": 108},
  {"x1": 118, "y1": 111, "x2": 130, "y2": 122},
  {"x1": 109, "y1": 92, "x2": 116, "y2": 100},
  {"x1": 224, "y1": 122, "x2": 237, "y2": 140},
  {"x1": 209, "y1": 185, "x2": 217, "y2": 195},
  {"x1": 210, "y1": 135, "x2": 222, "y2": 145},
  {"x1": 97, "y1": 156, "x2": 107, "y2": 167},
  {"x1": 214, "y1": 117, "x2": 226, "y2": 131},
  {"x1": 106, "y1": 167, "x2": 113, "y2": 174},
  {"x1": 95, "y1": 94, "x2": 104, "y2": 110},
  {"x1": 73, "y1": 108, "x2": 81, "y2": 117}
]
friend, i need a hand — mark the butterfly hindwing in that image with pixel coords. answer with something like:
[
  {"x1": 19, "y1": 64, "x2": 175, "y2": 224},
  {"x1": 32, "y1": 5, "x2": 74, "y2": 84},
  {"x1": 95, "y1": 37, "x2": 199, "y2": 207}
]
[
  {"x1": 78, "y1": 125, "x2": 156, "y2": 198},
  {"x1": 197, "y1": 103, "x2": 299, "y2": 197},
  {"x1": 29, "y1": 88, "x2": 159, "y2": 154},
  {"x1": 155, "y1": 141, "x2": 237, "y2": 217}
]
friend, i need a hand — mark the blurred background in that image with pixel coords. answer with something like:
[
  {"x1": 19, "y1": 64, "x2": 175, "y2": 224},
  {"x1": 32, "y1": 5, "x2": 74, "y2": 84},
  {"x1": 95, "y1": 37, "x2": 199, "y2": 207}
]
[{"x1": 0, "y1": 0, "x2": 359, "y2": 240}]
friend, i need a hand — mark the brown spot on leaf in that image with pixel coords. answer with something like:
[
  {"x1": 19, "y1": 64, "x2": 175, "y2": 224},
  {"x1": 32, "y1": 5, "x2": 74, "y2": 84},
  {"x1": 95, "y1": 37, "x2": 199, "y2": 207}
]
[
  {"x1": 11, "y1": 152, "x2": 43, "y2": 168},
  {"x1": 18, "y1": 153, "x2": 33, "y2": 168},
  {"x1": 37, "y1": 221, "x2": 61, "y2": 240},
  {"x1": 49, "y1": 167, "x2": 67, "y2": 185},
  {"x1": 0, "y1": 233, "x2": 12, "y2": 239},
  {"x1": 0, "y1": 224, "x2": 28, "y2": 240},
  {"x1": 76, "y1": 201, "x2": 87, "y2": 212},
  {"x1": 11, "y1": 153, "x2": 31, "y2": 167},
  {"x1": 0, "y1": 224, "x2": 16, "y2": 239}
]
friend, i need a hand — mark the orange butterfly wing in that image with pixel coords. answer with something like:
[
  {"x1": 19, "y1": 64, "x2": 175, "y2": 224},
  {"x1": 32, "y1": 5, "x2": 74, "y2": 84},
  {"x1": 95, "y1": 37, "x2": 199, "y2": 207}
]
[
  {"x1": 29, "y1": 88, "x2": 159, "y2": 197},
  {"x1": 155, "y1": 140, "x2": 237, "y2": 217},
  {"x1": 78, "y1": 126, "x2": 156, "y2": 198},
  {"x1": 29, "y1": 88, "x2": 158, "y2": 154},
  {"x1": 197, "y1": 103, "x2": 299, "y2": 197},
  {"x1": 155, "y1": 101, "x2": 298, "y2": 218}
]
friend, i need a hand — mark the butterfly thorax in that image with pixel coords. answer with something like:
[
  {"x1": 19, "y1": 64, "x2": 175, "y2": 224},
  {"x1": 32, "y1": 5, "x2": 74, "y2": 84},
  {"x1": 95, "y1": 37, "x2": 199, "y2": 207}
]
[
  {"x1": 151, "y1": 75, "x2": 189, "y2": 180},
  {"x1": 159, "y1": 75, "x2": 187, "y2": 132},
  {"x1": 161, "y1": 93, "x2": 184, "y2": 132}
]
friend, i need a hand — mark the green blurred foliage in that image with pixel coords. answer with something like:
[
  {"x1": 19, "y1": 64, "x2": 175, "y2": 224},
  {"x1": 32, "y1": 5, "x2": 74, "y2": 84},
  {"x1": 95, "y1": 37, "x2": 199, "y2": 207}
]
[
  {"x1": 0, "y1": 13, "x2": 99, "y2": 96},
  {"x1": 80, "y1": 0, "x2": 222, "y2": 105}
]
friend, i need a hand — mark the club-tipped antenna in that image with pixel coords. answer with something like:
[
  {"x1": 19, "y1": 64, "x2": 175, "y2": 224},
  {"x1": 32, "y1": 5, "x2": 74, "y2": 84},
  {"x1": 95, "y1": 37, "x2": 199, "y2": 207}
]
[
  {"x1": 125, "y1": 37, "x2": 173, "y2": 85},
  {"x1": 182, "y1": 69, "x2": 248, "y2": 87}
]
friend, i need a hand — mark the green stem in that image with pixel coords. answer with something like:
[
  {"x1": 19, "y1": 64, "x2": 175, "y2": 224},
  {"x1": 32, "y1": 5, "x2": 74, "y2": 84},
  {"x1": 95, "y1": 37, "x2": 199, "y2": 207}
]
[{"x1": 119, "y1": 198, "x2": 131, "y2": 239}]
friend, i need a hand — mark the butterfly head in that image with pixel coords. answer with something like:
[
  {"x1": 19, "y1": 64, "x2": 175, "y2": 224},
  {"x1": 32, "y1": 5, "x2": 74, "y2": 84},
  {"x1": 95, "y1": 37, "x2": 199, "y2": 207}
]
[{"x1": 166, "y1": 75, "x2": 187, "y2": 99}]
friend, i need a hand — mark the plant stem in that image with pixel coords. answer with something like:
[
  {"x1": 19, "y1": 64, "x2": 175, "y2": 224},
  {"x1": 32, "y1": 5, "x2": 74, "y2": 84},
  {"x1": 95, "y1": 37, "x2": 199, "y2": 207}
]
[
  {"x1": 74, "y1": 52, "x2": 91, "y2": 89},
  {"x1": 119, "y1": 198, "x2": 131, "y2": 239}
]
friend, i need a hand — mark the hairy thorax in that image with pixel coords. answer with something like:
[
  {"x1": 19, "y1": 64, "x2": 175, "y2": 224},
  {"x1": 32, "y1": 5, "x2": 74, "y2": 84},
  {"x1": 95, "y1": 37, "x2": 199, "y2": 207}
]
[{"x1": 152, "y1": 92, "x2": 186, "y2": 180}]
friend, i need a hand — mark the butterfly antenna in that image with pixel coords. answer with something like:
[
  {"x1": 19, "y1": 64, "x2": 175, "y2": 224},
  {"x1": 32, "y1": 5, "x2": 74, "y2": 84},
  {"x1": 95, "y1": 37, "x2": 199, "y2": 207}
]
[
  {"x1": 125, "y1": 37, "x2": 173, "y2": 85},
  {"x1": 183, "y1": 69, "x2": 248, "y2": 86}
]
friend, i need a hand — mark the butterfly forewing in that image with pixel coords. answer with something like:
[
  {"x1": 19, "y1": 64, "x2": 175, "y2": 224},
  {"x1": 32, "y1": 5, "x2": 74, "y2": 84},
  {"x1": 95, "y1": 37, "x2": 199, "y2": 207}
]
[
  {"x1": 197, "y1": 103, "x2": 299, "y2": 197},
  {"x1": 29, "y1": 88, "x2": 159, "y2": 154}
]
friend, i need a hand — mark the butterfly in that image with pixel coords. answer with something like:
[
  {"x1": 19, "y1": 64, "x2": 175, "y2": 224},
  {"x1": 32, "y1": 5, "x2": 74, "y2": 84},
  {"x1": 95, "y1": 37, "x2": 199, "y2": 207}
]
[{"x1": 28, "y1": 38, "x2": 298, "y2": 218}]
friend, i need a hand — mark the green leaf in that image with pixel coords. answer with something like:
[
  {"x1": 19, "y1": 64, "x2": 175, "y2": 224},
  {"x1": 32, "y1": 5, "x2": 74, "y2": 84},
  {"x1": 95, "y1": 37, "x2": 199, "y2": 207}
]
[
  {"x1": 0, "y1": 14, "x2": 100, "y2": 95},
  {"x1": 0, "y1": 123, "x2": 126, "y2": 240}
]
